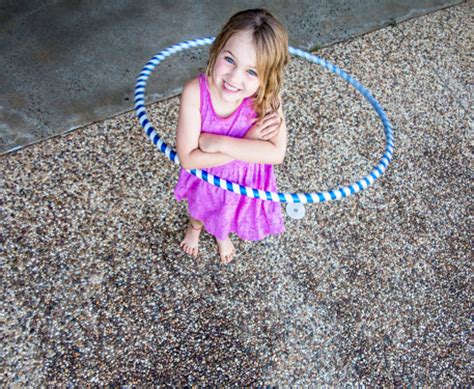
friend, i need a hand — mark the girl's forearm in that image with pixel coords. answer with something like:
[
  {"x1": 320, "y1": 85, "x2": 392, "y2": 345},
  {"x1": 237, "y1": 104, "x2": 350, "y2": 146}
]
[
  {"x1": 217, "y1": 136, "x2": 285, "y2": 164},
  {"x1": 180, "y1": 148, "x2": 234, "y2": 170}
]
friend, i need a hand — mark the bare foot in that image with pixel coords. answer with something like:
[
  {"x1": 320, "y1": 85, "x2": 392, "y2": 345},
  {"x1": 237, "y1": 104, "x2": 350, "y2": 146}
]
[
  {"x1": 180, "y1": 221, "x2": 203, "y2": 257},
  {"x1": 216, "y1": 236, "x2": 236, "y2": 264}
]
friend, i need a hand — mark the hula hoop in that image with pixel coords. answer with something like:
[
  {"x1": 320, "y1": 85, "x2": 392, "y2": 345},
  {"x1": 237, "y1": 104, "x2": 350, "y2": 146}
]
[{"x1": 134, "y1": 37, "x2": 394, "y2": 204}]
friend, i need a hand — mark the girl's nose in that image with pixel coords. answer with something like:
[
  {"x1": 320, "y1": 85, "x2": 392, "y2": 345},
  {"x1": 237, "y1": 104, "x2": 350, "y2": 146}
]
[{"x1": 228, "y1": 68, "x2": 243, "y2": 86}]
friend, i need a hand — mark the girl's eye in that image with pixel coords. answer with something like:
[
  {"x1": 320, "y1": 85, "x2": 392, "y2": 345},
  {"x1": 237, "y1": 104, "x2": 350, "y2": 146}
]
[{"x1": 223, "y1": 55, "x2": 256, "y2": 76}]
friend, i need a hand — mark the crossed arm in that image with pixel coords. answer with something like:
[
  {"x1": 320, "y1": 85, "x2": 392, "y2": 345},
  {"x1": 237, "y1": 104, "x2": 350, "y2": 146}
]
[
  {"x1": 176, "y1": 77, "x2": 287, "y2": 170},
  {"x1": 198, "y1": 115, "x2": 286, "y2": 165}
]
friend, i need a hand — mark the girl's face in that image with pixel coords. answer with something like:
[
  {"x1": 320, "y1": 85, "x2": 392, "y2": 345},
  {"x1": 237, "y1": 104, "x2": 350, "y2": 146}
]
[{"x1": 210, "y1": 30, "x2": 260, "y2": 105}]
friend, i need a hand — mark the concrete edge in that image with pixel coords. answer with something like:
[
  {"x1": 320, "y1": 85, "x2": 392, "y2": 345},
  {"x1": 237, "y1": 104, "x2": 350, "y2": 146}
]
[{"x1": 0, "y1": 1, "x2": 463, "y2": 158}]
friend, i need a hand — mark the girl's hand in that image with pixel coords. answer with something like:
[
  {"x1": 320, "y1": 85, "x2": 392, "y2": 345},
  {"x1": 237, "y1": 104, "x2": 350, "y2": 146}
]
[
  {"x1": 198, "y1": 133, "x2": 220, "y2": 153},
  {"x1": 244, "y1": 111, "x2": 282, "y2": 141}
]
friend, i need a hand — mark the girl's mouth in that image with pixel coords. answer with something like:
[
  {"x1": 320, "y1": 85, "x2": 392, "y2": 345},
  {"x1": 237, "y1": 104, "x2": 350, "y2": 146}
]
[{"x1": 223, "y1": 81, "x2": 240, "y2": 93}]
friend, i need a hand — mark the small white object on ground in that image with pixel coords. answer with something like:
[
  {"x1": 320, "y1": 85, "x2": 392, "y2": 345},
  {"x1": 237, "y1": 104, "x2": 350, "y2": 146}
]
[{"x1": 286, "y1": 203, "x2": 306, "y2": 219}]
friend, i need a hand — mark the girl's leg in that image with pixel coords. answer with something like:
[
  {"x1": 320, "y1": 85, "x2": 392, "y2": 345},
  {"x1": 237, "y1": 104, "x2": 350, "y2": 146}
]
[
  {"x1": 216, "y1": 236, "x2": 236, "y2": 264},
  {"x1": 180, "y1": 214, "x2": 204, "y2": 257}
]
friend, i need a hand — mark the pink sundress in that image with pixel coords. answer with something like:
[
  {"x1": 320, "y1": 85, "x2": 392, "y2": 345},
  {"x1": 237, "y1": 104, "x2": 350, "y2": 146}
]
[{"x1": 174, "y1": 73, "x2": 285, "y2": 241}]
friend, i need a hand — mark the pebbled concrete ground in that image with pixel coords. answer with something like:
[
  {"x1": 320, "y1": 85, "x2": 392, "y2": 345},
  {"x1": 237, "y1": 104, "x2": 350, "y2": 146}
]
[{"x1": 1, "y1": 1, "x2": 471, "y2": 385}]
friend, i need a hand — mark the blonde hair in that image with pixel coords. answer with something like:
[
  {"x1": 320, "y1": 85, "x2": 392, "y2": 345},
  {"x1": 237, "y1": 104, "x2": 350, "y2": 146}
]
[{"x1": 206, "y1": 9, "x2": 289, "y2": 119}]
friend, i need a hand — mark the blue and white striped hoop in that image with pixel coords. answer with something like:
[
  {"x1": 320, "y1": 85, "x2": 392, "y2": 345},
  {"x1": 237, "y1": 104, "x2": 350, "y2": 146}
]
[{"x1": 135, "y1": 37, "x2": 394, "y2": 204}]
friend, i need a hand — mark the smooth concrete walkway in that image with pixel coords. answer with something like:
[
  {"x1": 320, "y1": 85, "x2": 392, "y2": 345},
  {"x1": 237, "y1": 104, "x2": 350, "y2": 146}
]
[{"x1": 0, "y1": 0, "x2": 461, "y2": 154}]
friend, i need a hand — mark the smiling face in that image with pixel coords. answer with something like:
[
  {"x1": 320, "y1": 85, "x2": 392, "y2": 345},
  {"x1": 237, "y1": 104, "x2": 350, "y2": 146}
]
[{"x1": 209, "y1": 30, "x2": 260, "y2": 106}]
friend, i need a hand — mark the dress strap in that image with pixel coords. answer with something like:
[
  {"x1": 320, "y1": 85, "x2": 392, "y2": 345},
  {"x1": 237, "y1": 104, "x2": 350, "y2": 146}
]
[{"x1": 198, "y1": 72, "x2": 209, "y2": 115}]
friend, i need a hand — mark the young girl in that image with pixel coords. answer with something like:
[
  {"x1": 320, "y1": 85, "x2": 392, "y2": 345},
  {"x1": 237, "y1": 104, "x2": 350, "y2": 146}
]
[{"x1": 174, "y1": 8, "x2": 289, "y2": 264}]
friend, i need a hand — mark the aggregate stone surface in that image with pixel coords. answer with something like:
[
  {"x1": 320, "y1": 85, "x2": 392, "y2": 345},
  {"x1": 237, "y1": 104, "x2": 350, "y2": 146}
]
[{"x1": 1, "y1": 2, "x2": 472, "y2": 386}]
